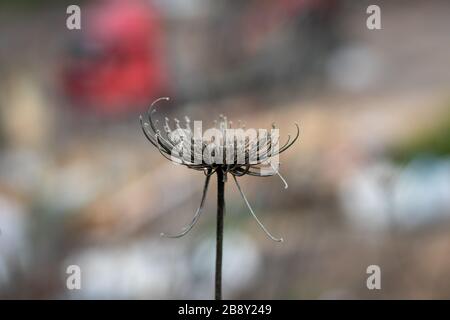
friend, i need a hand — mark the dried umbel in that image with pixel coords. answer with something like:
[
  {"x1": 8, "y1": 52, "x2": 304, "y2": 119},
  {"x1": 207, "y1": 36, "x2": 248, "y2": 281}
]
[{"x1": 140, "y1": 97, "x2": 300, "y2": 299}]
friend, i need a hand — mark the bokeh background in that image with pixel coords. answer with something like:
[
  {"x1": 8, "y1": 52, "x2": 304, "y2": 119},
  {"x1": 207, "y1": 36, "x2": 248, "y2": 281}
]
[{"x1": 1, "y1": 0, "x2": 450, "y2": 299}]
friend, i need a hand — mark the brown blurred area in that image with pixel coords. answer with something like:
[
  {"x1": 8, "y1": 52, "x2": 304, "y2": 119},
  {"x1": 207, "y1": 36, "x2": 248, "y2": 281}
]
[{"x1": 0, "y1": 0, "x2": 450, "y2": 299}]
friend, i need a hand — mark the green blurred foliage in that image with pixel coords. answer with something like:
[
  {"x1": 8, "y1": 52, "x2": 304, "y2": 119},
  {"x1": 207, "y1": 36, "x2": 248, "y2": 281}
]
[{"x1": 391, "y1": 102, "x2": 450, "y2": 162}]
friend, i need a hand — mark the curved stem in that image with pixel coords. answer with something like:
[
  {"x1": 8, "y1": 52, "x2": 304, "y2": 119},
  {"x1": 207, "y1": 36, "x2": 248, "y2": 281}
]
[
  {"x1": 160, "y1": 172, "x2": 211, "y2": 238},
  {"x1": 215, "y1": 169, "x2": 225, "y2": 300},
  {"x1": 232, "y1": 175, "x2": 283, "y2": 242}
]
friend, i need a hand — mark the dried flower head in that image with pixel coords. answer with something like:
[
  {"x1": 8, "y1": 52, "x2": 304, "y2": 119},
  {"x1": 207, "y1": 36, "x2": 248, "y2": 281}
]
[{"x1": 140, "y1": 97, "x2": 299, "y2": 242}]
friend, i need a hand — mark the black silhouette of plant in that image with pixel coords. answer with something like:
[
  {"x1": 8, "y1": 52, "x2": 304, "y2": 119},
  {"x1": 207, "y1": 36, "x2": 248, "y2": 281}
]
[{"x1": 140, "y1": 97, "x2": 299, "y2": 299}]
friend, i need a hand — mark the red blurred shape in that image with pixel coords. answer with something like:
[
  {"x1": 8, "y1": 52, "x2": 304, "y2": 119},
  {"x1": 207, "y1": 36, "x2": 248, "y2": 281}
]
[{"x1": 63, "y1": 0, "x2": 169, "y2": 116}]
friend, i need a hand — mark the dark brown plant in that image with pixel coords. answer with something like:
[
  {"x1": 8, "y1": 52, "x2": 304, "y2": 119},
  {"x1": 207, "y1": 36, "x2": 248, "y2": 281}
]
[{"x1": 140, "y1": 97, "x2": 299, "y2": 299}]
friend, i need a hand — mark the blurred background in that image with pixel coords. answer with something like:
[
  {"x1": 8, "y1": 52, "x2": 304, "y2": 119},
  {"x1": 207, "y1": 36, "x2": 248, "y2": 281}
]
[{"x1": 0, "y1": 0, "x2": 450, "y2": 299}]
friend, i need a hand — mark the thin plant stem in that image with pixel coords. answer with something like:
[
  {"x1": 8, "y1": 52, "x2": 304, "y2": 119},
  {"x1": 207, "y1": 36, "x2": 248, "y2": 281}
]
[{"x1": 215, "y1": 169, "x2": 225, "y2": 300}]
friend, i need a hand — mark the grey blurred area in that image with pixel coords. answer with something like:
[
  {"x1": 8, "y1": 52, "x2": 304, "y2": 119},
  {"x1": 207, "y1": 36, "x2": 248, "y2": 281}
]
[{"x1": 0, "y1": 0, "x2": 450, "y2": 299}]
